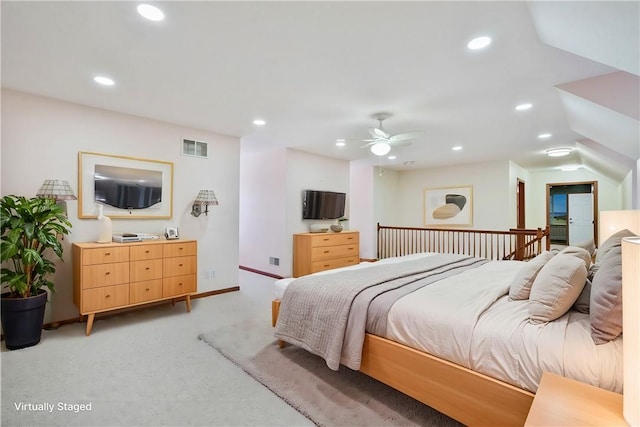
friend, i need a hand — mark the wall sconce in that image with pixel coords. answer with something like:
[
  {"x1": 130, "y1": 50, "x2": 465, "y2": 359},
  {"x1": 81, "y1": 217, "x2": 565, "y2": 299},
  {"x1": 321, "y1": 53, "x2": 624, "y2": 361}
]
[
  {"x1": 191, "y1": 190, "x2": 218, "y2": 217},
  {"x1": 36, "y1": 179, "x2": 77, "y2": 216}
]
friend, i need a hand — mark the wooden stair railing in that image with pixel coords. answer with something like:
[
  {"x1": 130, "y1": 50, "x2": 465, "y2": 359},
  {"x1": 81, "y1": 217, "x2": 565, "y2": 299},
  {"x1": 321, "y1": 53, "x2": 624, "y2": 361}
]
[{"x1": 377, "y1": 224, "x2": 550, "y2": 261}]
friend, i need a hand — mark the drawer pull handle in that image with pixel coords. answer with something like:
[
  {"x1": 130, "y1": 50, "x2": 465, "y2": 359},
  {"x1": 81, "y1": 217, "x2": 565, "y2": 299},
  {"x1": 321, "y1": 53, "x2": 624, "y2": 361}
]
[
  {"x1": 323, "y1": 238, "x2": 329, "y2": 241},
  {"x1": 145, "y1": 267, "x2": 150, "y2": 270},
  {"x1": 179, "y1": 247, "x2": 184, "y2": 250},
  {"x1": 105, "y1": 252, "x2": 111, "y2": 256},
  {"x1": 178, "y1": 282, "x2": 183, "y2": 286},
  {"x1": 323, "y1": 264, "x2": 330, "y2": 267},
  {"x1": 323, "y1": 250, "x2": 330, "y2": 254},
  {"x1": 145, "y1": 250, "x2": 150, "y2": 253},
  {"x1": 105, "y1": 294, "x2": 111, "y2": 298},
  {"x1": 348, "y1": 248, "x2": 354, "y2": 250},
  {"x1": 105, "y1": 272, "x2": 111, "y2": 275},
  {"x1": 145, "y1": 288, "x2": 150, "y2": 291},
  {"x1": 179, "y1": 263, "x2": 183, "y2": 267}
]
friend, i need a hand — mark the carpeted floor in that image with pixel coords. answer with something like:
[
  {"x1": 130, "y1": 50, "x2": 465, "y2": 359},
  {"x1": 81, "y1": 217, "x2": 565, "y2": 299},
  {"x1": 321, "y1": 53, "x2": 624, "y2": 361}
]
[{"x1": 198, "y1": 318, "x2": 462, "y2": 427}]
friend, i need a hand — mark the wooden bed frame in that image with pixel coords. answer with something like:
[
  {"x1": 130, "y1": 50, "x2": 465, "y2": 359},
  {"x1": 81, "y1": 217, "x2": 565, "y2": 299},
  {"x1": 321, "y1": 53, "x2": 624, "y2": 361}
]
[
  {"x1": 272, "y1": 300, "x2": 534, "y2": 426},
  {"x1": 271, "y1": 225, "x2": 548, "y2": 426}
]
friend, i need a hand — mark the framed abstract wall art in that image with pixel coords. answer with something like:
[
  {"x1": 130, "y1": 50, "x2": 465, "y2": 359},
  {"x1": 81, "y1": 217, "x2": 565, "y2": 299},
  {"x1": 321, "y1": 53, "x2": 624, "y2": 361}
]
[{"x1": 423, "y1": 185, "x2": 473, "y2": 227}]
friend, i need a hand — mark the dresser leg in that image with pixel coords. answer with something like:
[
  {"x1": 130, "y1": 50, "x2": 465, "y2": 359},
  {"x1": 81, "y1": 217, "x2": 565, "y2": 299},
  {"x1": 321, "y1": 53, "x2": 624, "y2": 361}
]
[
  {"x1": 185, "y1": 295, "x2": 192, "y2": 312},
  {"x1": 85, "y1": 313, "x2": 95, "y2": 336}
]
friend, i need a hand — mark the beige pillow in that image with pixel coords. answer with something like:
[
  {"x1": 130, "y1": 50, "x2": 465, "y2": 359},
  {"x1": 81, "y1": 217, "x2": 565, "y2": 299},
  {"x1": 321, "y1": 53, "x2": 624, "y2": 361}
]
[
  {"x1": 529, "y1": 254, "x2": 588, "y2": 324},
  {"x1": 572, "y1": 278, "x2": 591, "y2": 314},
  {"x1": 558, "y1": 246, "x2": 591, "y2": 270},
  {"x1": 509, "y1": 251, "x2": 555, "y2": 300},
  {"x1": 576, "y1": 238, "x2": 597, "y2": 258},
  {"x1": 590, "y1": 246, "x2": 623, "y2": 344},
  {"x1": 595, "y1": 229, "x2": 636, "y2": 263}
]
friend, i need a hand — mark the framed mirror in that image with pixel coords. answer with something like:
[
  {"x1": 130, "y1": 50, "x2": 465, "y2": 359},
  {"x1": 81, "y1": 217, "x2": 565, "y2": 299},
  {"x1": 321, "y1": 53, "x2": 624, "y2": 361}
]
[{"x1": 78, "y1": 151, "x2": 174, "y2": 219}]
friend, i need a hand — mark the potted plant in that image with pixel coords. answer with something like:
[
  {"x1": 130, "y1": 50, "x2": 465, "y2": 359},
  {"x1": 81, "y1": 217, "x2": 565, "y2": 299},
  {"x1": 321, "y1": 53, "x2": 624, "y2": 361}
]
[{"x1": 1, "y1": 195, "x2": 71, "y2": 350}]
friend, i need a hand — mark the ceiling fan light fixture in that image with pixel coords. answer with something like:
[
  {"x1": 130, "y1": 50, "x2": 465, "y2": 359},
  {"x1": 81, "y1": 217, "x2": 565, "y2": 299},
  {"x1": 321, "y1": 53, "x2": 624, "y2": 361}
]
[
  {"x1": 371, "y1": 142, "x2": 391, "y2": 156},
  {"x1": 467, "y1": 36, "x2": 492, "y2": 50}
]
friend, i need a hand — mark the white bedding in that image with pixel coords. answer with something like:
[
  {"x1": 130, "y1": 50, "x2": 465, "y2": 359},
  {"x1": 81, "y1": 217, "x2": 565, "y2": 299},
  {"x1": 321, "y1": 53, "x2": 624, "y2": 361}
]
[{"x1": 273, "y1": 253, "x2": 623, "y2": 393}]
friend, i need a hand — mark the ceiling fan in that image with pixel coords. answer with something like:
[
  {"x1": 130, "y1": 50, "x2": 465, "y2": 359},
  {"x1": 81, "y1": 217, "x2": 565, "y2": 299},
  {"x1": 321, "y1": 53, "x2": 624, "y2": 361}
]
[{"x1": 361, "y1": 113, "x2": 423, "y2": 156}]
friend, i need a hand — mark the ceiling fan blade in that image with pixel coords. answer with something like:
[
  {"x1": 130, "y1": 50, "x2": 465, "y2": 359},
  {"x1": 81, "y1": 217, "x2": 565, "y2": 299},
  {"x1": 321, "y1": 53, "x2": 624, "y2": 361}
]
[
  {"x1": 388, "y1": 131, "x2": 423, "y2": 142},
  {"x1": 360, "y1": 142, "x2": 376, "y2": 148},
  {"x1": 391, "y1": 140, "x2": 413, "y2": 147},
  {"x1": 369, "y1": 127, "x2": 389, "y2": 140}
]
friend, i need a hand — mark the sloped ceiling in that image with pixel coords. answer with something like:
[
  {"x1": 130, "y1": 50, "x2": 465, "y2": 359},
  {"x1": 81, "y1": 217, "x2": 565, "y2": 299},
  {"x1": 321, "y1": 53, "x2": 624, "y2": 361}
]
[{"x1": 527, "y1": 1, "x2": 639, "y2": 182}]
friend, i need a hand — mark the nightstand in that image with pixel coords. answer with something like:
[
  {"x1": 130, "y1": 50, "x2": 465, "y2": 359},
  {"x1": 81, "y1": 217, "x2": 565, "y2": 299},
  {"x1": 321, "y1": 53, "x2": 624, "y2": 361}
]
[{"x1": 525, "y1": 372, "x2": 626, "y2": 426}]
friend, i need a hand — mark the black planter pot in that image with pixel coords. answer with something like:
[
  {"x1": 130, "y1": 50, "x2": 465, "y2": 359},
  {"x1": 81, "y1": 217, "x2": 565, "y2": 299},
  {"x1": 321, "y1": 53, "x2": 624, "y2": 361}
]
[{"x1": 1, "y1": 290, "x2": 48, "y2": 350}]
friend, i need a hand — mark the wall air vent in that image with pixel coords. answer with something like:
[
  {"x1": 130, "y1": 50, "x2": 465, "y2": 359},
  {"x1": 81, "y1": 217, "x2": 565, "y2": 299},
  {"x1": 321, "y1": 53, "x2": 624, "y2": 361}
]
[{"x1": 182, "y1": 139, "x2": 208, "y2": 158}]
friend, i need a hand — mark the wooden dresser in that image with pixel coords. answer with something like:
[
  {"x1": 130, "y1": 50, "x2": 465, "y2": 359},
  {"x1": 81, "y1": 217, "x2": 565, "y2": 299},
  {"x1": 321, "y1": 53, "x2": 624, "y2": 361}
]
[
  {"x1": 72, "y1": 239, "x2": 197, "y2": 336},
  {"x1": 293, "y1": 231, "x2": 359, "y2": 277}
]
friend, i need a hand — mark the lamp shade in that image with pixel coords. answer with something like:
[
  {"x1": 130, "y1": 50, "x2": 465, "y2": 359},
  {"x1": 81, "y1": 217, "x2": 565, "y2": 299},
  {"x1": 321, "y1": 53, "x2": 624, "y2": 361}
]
[
  {"x1": 36, "y1": 180, "x2": 77, "y2": 200},
  {"x1": 599, "y1": 210, "x2": 640, "y2": 245},
  {"x1": 194, "y1": 190, "x2": 218, "y2": 205},
  {"x1": 622, "y1": 237, "x2": 640, "y2": 427}
]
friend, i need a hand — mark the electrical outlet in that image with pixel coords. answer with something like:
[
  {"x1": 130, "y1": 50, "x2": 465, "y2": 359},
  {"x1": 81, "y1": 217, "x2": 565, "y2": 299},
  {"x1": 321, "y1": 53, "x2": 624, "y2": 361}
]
[
  {"x1": 203, "y1": 269, "x2": 216, "y2": 279},
  {"x1": 269, "y1": 257, "x2": 280, "y2": 266}
]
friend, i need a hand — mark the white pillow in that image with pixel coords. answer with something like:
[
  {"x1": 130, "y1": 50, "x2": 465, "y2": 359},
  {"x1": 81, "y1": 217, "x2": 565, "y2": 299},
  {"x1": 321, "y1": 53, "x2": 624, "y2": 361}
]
[
  {"x1": 558, "y1": 246, "x2": 591, "y2": 270},
  {"x1": 529, "y1": 254, "x2": 588, "y2": 324},
  {"x1": 509, "y1": 251, "x2": 555, "y2": 300}
]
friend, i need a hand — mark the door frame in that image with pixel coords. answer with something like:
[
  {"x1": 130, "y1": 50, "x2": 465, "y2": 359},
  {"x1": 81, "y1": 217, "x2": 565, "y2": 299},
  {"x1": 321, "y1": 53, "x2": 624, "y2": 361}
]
[{"x1": 546, "y1": 181, "x2": 599, "y2": 246}]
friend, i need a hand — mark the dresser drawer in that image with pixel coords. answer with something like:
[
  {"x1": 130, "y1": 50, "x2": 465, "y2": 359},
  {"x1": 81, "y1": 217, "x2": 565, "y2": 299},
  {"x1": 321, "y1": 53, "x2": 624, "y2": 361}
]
[
  {"x1": 163, "y1": 256, "x2": 196, "y2": 277},
  {"x1": 311, "y1": 244, "x2": 359, "y2": 261},
  {"x1": 129, "y1": 279, "x2": 163, "y2": 304},
  {"x1": 309, "y1": 232, "x2": 359, "y2": 247},
  {"x1": 163, "y1": 242, "x2": 197, "y2": 258},
  {"x1": 82, "y1": 247, "x2": 129, "y2": 265},
  {"x1": 163, "y1": 275, "x2": 196, "y2": 297},
  {"x1": 130, "y1": 244, "x2": 163, "y2": 261},
  {"x1": 82, "y1": 262, "x2": 130, "y2": 289},
  {"x1": 311, "y1": 256, "x2": 359, "y2": 273},
  {"x1": 82, "y1": 284, "x2": 129, "y2": 313},
  {"x1": 130, "y1": 259, "x2": 163, "y2": 282}
]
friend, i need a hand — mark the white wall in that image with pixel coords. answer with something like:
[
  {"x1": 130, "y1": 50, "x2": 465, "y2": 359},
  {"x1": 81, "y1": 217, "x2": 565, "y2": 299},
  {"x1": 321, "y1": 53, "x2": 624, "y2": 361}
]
[
  {"x1": 349, "y1": 162, "x2": 376, "y2": 259},
  {"x1": 383, "y1": 160, "x2": 512, "y2": 230},
  {"x1": 238, "y1": 146, "x2": 287, "y2": 275},
  {"x1": 1, "y1": 90, "x2": 240, "y2": 323},
  {"x1": 509, "y1": 161, "x2": 532, "y2": 227}
]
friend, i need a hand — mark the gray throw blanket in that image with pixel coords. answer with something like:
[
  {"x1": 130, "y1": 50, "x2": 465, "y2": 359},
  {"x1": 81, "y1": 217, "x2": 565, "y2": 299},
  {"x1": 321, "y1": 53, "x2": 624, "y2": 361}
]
[{"x1": 274, "y1": 254, "x2": 488, "y2": 370}]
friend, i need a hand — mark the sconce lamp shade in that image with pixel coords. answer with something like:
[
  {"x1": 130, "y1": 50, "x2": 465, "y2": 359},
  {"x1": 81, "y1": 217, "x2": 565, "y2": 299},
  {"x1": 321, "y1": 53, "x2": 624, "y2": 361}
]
[
  {"x1": 622, "y1": 236, "x2": 640, "y2": 427},
  {"x1": 599, "y1": 210, "x2": 640, "y2": 245},
  {"x1": 194, "y1": 190, "x2": 219, "y2": 205},
  {"x1": 36, "y1": 180, "x2": 77, "y2": 200},
  {"x1": 191, "y1": 190, "x2": 218, "y2": 217}
]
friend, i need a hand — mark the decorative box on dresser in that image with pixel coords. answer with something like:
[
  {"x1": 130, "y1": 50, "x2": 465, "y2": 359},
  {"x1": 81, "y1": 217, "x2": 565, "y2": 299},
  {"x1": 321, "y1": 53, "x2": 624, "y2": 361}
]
[
  {"x1": 293, "y1": 231, "x2": 359, "y2": 277},
  {"x1": 72, "y1": 239, "x2": 197, "y2": 336}
]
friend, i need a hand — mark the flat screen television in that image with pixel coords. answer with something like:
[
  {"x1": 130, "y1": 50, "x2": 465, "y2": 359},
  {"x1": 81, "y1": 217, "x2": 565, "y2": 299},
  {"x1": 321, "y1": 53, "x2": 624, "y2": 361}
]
[
  {"x1": 302, "y1": 190, "x2": 346, "y2": 220},
  {"x1": 94, "y1": 164, "x2": 162, "y2": 210}
]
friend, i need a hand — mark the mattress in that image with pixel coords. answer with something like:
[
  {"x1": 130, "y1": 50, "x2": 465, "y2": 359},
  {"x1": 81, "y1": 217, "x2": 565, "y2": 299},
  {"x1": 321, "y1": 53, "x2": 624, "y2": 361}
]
[{"x1": 273, "y1": 253, "x2": 623, "y2": 394}]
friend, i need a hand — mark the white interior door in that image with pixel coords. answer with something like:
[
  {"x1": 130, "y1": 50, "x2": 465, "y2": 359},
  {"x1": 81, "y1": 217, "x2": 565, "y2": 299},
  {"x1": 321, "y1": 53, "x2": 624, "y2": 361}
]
[{"x1": 568, "y1": 193, "x2": 594, "y2": 245}]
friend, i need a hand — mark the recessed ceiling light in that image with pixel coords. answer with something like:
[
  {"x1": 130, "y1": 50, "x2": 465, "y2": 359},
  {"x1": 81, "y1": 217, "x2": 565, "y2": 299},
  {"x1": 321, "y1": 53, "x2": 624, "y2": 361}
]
[
  {"x1": 515, "y1": 103, "x2": 532, "y2": 111},
  {"x1": 335, "y1": 140, "x2": 346, "y2": 147},
  {"x1": 387, "y1": 155, "x2": 396, "y2": 160},
  {"x1": 94, "y1": 76, "x2": 115, "y2": 86},
  {"x1": 560, "y1": 165, "x2": 580, "y2": 171},
  {"x1": 546, "y1": 148, "x2": 572, "y2": 157},
  {"x1": 538, "y1": 133, "x2": 552, "y2": 139},
  {"x1": 253, "y1": 119, "x2": 266, "y2": 126},
  {"x1": 137, "y1": 4, "x2": 165, "y2": 21},
  {"x1": 467, "y1": 36, "x2": 492, "y2": 50},
  {"x1": 452, "y1": 146, "x2": 463, "y2": 151}
]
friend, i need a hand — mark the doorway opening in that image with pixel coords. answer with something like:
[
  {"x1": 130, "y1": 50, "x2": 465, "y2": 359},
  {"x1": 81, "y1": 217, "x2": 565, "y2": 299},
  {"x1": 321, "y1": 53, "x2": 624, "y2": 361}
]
[{"x1": 546, "y1": 181, "x2": 598, "y2": 246}]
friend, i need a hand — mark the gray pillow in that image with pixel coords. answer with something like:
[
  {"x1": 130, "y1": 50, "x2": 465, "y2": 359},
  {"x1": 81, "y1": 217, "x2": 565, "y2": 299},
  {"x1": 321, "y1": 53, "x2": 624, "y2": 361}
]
[
  {"x1": 572, "y1": 278, "x2": 591, "y2": 314},
  {"x1": 558, "y1": 246, "x2": 591, "y2": 270},
  {"x1": 529, "y1": 254, "x2": 588, "y2": 324},
  {"x1": 595, "y1": 229, "x2": 636, "y2": 263},
  {"x1": 509, "y1": 251, "x2": 555, "y2": 300},
  {"x1": 576, "y1": 238, "x2": 597, "y2": 258},
  {"x1": 590, "y1": 246, "x2": 623, "y2": 344}
]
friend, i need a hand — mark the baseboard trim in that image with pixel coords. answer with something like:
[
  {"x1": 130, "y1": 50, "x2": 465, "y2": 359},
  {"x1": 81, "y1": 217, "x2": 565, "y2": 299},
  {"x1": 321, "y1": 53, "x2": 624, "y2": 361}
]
[
  {"x1": 239, "y1": 265, "x2": 284, "y2": 280},
  {"x1": 1, "y1": 287, "x2": 240, "y2": 342}
]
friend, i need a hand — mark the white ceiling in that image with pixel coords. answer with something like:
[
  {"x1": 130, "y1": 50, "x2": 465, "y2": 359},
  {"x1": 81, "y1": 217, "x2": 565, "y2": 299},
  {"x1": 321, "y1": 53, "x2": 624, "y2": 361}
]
[{"x1": 2, "y1": 1, "x2": 638, "y2": 180}]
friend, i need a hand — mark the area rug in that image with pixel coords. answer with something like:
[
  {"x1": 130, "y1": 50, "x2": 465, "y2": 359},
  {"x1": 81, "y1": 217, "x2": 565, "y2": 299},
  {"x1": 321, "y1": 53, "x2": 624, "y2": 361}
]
[{"x1": 198, "y1": 318, "x2": 462, "y2": 427}]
